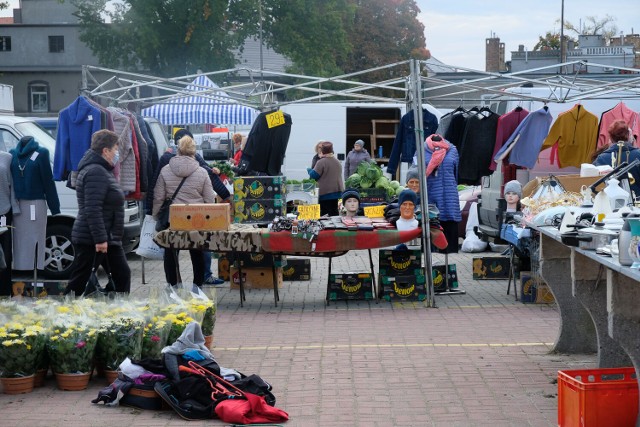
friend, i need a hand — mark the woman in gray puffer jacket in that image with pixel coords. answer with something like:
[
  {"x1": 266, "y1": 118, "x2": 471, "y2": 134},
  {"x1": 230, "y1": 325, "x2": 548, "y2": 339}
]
[
  {"x1": 344, "y1": 139, "x2": 371, "y2": 180},
  {"x1": 153, "y1": 135, "x2": 216, "y2": 286}
]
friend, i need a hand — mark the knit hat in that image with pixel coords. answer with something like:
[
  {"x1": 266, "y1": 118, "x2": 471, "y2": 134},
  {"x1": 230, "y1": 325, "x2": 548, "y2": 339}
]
[
  {"x1": 398, "y1": 189, "x2": 418, "y2": 206},
  {"x1": 405, "y1": 168, "x2": 419, "y2": 183},
  {"x1": 342, "y1": 189, "x2": 360, "y2": 204},
  {"x1": 504, "y1": 180, "x2": 522, "y2": 198},
  {"x1": 321, "y1": 142, "x2": 334, "y2": 155},
  {"x1": 174, "y1": 129, "x2": 193, "y2": 141},
  {"x1": 354, "y1": 139, "x2": 365, "y2": 148}
]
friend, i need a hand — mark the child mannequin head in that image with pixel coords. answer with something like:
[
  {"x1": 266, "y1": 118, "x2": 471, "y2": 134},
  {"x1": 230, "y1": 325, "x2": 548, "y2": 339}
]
[
  {"x1": 341, "y1": 189, "x2": 360, "y2": 217},
  {"x1": 504, "y1": 180, "x2": 522, "y2": 212}
]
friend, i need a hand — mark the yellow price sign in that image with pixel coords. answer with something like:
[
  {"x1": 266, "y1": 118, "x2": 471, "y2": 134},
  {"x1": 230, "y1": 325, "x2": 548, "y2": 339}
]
[
  {"x1": 364, "y1": 205, "x2": 385, "y2": 218},
  {"x1": 266, "y1": 111, "x2": 286, "y2": 128},
  {"x1": 297, "y1": 204, "x2": 320, "y2": 220}
]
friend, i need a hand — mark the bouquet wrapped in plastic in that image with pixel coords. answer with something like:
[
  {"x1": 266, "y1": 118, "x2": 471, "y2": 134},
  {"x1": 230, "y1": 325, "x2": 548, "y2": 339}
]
[
  {"x1": 0, "y1": 322, "x2": 47, "y2": 378},
  {"x1": 47, "y1": 323, "x2": 98, "y2": 374}
]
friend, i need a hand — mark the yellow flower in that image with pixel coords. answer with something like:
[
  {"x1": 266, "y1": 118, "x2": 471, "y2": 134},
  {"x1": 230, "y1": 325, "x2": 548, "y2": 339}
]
[
  {"x1": 50, "y1": 336, "x2": 59, "y2": 341},
  {"x1": 57, "y1": 306, "x2": 70, "y2": 313},
  {"x1": 2, "y1": 340, "x2": 11, "y2": 346},
  {"x1": 26, "y1": 344, "x2": 32, "y2": 350}
]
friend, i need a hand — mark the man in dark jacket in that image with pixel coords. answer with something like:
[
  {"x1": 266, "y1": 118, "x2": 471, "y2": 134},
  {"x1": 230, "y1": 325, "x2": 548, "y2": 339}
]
[{"x1": 65, "y1": 130, "x2": 131, "y2": 295}]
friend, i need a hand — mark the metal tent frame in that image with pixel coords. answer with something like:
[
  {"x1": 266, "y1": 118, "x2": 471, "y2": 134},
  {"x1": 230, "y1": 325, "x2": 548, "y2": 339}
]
[{"x1": 82, "y1": 60, "x2": 640, "y2": 307}]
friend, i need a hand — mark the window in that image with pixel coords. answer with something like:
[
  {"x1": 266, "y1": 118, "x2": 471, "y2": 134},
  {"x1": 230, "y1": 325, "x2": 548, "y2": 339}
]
[
  {"x1": 0, "y1": 129, "x2": 19, "y2": 152},
  {"x1": 0, "y1": 36, "x2": 10, "y2": 52},
  {"x1": 48, "y1": 36, "x2": 64, "y2": 53},
  {"x1": 29, "y1": 82, "x2": 49, "y2": 113}
]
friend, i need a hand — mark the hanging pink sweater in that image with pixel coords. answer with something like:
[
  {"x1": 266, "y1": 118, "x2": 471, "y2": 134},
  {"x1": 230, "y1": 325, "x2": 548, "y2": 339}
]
[{"x1": 597, "y1": 102, "x2": 640, "y2": 149}]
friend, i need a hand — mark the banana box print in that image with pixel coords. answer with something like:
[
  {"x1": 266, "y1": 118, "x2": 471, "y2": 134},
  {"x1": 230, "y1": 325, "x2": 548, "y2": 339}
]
[
  {"x1": 328, "y1": 273, "x2": 374, "y2": 301},
  {"x1": 233, "y1": 198, "x2": 286, "y2": 224},
  {"x1": 472, "y1": 256, "x2": 510, "y2": 280},
  {"x1": 378, "y1": 249, "x2": 422, "y2": 276},
  {"x1": 379, "y1": 274, "x2": 426, "y2": 301},
  {"x1": 233, "y1": 176, "x2": 286, "y2": 201}
]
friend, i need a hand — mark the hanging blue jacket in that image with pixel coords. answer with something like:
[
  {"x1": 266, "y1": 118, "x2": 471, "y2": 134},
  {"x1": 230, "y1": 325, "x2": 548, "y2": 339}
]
[
  {"x1": 10, "y1": 137, "x2": 60, "y2": 214},
  {"x1": 493, "y1": 107, "x2": 553, "y2": 169},
  {"x1": 387, "y1": 109, "x2": 438, "y2": 174},
  {"x1": 54, "y1": 96, "x2": 102, "y2": 180},
  {"x1": 423, "y1": 141, "x2": 461, "y2": 222}
]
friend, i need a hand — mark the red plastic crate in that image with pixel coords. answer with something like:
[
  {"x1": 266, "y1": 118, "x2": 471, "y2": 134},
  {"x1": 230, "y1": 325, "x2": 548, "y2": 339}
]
[{"x1": 558, "y1": 367, "x2": 638, "y2": 427}]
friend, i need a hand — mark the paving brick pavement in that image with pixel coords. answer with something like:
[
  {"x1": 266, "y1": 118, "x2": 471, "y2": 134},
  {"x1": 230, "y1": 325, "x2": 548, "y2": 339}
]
[{"x1": 0, "y1": 249, "x2": 598, "y2": 426}]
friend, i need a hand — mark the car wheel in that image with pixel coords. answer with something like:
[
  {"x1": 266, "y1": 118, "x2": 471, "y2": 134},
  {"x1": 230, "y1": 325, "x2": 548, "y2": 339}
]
[{"x1": 43, "y1": 224, "x2": 78, "y2": 280}]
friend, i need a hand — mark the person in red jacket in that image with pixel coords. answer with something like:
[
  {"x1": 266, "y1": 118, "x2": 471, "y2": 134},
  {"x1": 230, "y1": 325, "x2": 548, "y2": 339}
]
[{"x1": 232, "y1": 133, "x2": 244, "y2": 166}]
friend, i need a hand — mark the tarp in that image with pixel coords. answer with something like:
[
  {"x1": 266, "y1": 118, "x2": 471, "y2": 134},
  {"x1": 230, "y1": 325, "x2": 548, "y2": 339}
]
[{"x1": 141, "y1": 75, "x2": 258, "y2": 125}]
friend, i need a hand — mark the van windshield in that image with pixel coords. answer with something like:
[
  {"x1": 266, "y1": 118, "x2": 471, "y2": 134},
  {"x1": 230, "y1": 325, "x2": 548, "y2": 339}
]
[{"x1": 15, "y1": 121, "x2": 56, "y2": 154}]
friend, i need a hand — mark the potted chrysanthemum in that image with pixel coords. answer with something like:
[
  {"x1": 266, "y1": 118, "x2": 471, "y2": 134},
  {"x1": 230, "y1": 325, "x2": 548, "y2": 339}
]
[
  {"x1": 47, "y1": 324, "x2": 98, "y2": 391},
  {"x1": 0, "y1": 323, "x2": 47, "y2": 394}
]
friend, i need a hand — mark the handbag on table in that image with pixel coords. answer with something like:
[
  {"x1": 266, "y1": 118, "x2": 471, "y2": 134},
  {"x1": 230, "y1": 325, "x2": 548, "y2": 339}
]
[{"x1": 155, "y1": 176, "x2": 187, "y2": 232}]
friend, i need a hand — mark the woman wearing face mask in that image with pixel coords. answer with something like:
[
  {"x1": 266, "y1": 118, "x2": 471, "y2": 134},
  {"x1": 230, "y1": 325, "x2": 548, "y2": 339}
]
[{"x1": 65, "y1": 130, "x2": 131, "y2": 296}]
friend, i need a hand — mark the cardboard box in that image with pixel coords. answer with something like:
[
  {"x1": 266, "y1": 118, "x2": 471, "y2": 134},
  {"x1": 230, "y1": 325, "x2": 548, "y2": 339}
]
[
  {"x1": 234, "y1": 198, "x2": 286, "y2": 224},
  {"x1": 282, "y1": 258, "x2": 311, "y2": 281},
  {"x1": 472, "y1": 256, "x2": 510, "y2": 279},
  {"x1": 230, "y1": 266, "x2": 283, "y2": 289},
  {"x1": 170, "y1": 203, "x2": 230, "y2": 231},
  {"x1": 519, "y1": 271, "x2": 555, "y2": 304},
  {"x1": 233, "y1": 176, "x2": 286, "y2": 201},
  {"x1": 378, "y1": 249, "x2": 422, "y2": 276},
  {"x1": 328, "y1": 273, "x2": 374, "y2": 301},
  {"x1": 432, "y1": 264, "x2": 459, "y2": 292},
  {"x1": 12, "y1": 280, "x2": 66, "y2": 297},
  {"x1": 379, "y1": 274, "x2": 426, "y2": 301},
  {"x1": 523, "y1": 174, "x2": 602, "y2": 198}
]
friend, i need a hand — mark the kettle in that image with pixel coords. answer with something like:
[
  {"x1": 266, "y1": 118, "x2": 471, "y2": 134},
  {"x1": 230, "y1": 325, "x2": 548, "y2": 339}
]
[{"x1": 618, "y1": 212, "x2": 639, "y2": 266}]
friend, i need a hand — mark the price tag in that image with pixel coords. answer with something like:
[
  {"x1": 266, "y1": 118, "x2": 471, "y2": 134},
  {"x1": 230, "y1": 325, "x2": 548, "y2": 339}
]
[
  {"x1": 364, "y1": 205, "x2": 385, "y2": 218},
  {"x1": 297, "y1": 204, "x2": 320, "y2": 220},
  {"x1": 266, "y1": 111, "x2": 286, "y2": 128}
]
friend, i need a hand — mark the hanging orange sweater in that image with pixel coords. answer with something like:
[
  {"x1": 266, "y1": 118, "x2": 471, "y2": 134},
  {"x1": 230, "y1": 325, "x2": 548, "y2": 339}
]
[{"x1": 541, "y1": 104, "x2": 599, "y2": 168}]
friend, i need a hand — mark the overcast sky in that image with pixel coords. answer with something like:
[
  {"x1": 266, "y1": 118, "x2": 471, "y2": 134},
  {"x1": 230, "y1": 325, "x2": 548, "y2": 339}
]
[
  {"x1": 416, "y1": 0, "x2": 639, "y2": 69},
  {"x1": 3, "y1": 0, "x2": 638, "y2": 71}
]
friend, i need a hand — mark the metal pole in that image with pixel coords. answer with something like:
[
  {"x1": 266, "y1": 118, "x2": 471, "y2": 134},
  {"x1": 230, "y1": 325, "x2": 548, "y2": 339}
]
[
  {"x1": 560, "y1": 0, "x2": 565, "y2": 74},
  {"x1": 410, "y1": 59, "x2": 435, "y2": 307}
]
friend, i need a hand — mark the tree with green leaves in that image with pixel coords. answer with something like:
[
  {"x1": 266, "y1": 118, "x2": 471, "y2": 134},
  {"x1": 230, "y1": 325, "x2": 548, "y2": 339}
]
[
  {"x1": 0, "y1": 2, "x2": 9, "y2": 12},
  {"x1": 71, "y1": 0, "x2": 255, "y2": 77},
  {"x1": 533, "y1": 31, "x2": 562, "y2": 51},
  {"x1": 564, "y1": 15, "x2": 618, "y2": 40}
]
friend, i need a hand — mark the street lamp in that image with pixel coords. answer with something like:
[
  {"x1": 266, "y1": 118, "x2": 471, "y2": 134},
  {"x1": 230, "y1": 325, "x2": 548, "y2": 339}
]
[{"x1": 560, "y1": 0, "x2": 565, "y2": 73}]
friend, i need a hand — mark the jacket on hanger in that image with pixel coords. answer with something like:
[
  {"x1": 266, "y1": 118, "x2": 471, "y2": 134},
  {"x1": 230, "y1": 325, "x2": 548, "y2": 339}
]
[
  {"x1": 597, "y1": 102, "x2": 640, "y2": 149},
  {"x1": 542, "y1": 104, "x2": 599, "y2": 168},
  {"x1": 457, "y1": 108, "x2": 499, "y2": 185},
  {"x1": 10, "y1": 137, "x2": 60, "y2": 214},
  {"x1": 489, "y1": 107, "x2": 529, "y2": 170},
  {"x1": 422, "y1": 140, "x2": 461, "y2": 222},
  {"x1": 443, "y1": 107, "x2": 478, "y2": 151},
  {"x1": 54, "y1": 96, "x2": 103, "y2": 180},
  {"x1": 387, "y1": 109, "x2": 438, "y2": 174},
  {"x1": 494, "y1": 107, "x2": 553, "y2": 169},
  {"x1": 241, "y1": 111, "x2": 292, "y2": 176}
]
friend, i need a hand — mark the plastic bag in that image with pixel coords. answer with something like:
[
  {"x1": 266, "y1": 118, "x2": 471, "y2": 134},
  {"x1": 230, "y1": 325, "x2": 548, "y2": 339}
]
[{"x1": 136, "y1": 215, "x2": 165, "y2": 260}]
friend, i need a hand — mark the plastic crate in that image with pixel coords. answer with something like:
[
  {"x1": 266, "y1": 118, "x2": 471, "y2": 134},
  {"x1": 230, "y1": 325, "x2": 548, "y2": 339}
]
[{"x1": 558, "y1": 367, "x2": 638, "y2": 427}]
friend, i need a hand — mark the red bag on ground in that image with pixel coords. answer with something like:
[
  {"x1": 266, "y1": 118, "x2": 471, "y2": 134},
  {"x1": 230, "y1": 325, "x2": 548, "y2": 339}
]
[{"x1": 215, "y1": 392, "x2": 289, "y2": 424}]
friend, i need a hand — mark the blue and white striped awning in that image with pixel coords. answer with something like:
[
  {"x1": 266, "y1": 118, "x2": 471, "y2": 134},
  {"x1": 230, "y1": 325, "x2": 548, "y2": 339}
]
[{"x1": 141, "y1": 75, "x2": 257, "y2": 125}]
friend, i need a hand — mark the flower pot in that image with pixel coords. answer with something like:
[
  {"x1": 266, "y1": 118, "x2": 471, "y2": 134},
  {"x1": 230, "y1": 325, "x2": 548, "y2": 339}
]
[
  {"x1": 33, "y1": 369, "x2": 48, "y2": 388},
  {"x1": 1, "y1": 375, "x2": 35, "y2": 395},
  {"x1": 104, "y1": 370, "x2": 119, "y2": 384},
  {"x1": 204, "y1": 335, "x2": 214, "y2": 349},
  {"x1": 55, "y1": 373, "x2": 91, "y2": 391}
]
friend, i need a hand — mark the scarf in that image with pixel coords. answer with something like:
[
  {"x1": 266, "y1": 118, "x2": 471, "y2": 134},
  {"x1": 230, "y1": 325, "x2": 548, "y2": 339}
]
[{"x1": 425, "y1": 134, "x2": 450, "y2": 176}]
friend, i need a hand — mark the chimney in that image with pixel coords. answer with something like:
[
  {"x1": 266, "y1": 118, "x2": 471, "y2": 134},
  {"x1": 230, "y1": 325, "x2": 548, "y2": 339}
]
[{"x1": 518, "y1": 45, "x2": 525, "y2": 52}]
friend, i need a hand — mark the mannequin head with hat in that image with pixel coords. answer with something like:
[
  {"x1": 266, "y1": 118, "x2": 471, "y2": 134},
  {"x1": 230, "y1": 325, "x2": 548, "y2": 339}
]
[
  {"x1": 341, "y1": 189, "x2": 360, "y2": 217},
  {"x1": 405, "y1": 168, "x2": 420, "y2": 195},
  {"x1": 504, "y1": 180, "x2": 522, "y2": 212},
  {"x1": 398, "y1": 189, "x2": 418, "y2": 220}
]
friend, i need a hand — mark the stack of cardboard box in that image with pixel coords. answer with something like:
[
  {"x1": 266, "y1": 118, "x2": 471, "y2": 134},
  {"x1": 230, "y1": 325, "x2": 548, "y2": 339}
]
[{"x1": 233, "y1": 176, "x2": 286, "y2": 224}]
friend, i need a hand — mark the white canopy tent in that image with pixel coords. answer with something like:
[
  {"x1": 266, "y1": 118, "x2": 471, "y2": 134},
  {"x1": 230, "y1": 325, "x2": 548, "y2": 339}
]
[
  {"x1": 140, "y1": 75, "x2": 258, "y2": 125},
  {"x1": 81, "y1": 60, "x2": 640, "y2": 306}
]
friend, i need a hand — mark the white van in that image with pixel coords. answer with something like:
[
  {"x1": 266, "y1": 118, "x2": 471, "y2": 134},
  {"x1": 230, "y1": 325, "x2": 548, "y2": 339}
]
[
  {"x1": 280, "y1": 102, "x2": 441, "y2": 181},
  {"x1": 0, "y1": 115, "x2": 142, "y2": 279}
]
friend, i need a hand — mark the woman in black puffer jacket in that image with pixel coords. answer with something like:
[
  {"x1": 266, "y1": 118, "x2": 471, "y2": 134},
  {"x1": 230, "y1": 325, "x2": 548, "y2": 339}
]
[{"x1": 65, "y1": 130, "x2": 130, "y2": 295}]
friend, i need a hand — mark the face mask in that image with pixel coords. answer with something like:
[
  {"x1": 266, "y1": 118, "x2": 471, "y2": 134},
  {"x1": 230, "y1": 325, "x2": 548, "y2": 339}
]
[{"x1": 112, "y1": 150, "x2": 120, "y2": 165}]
